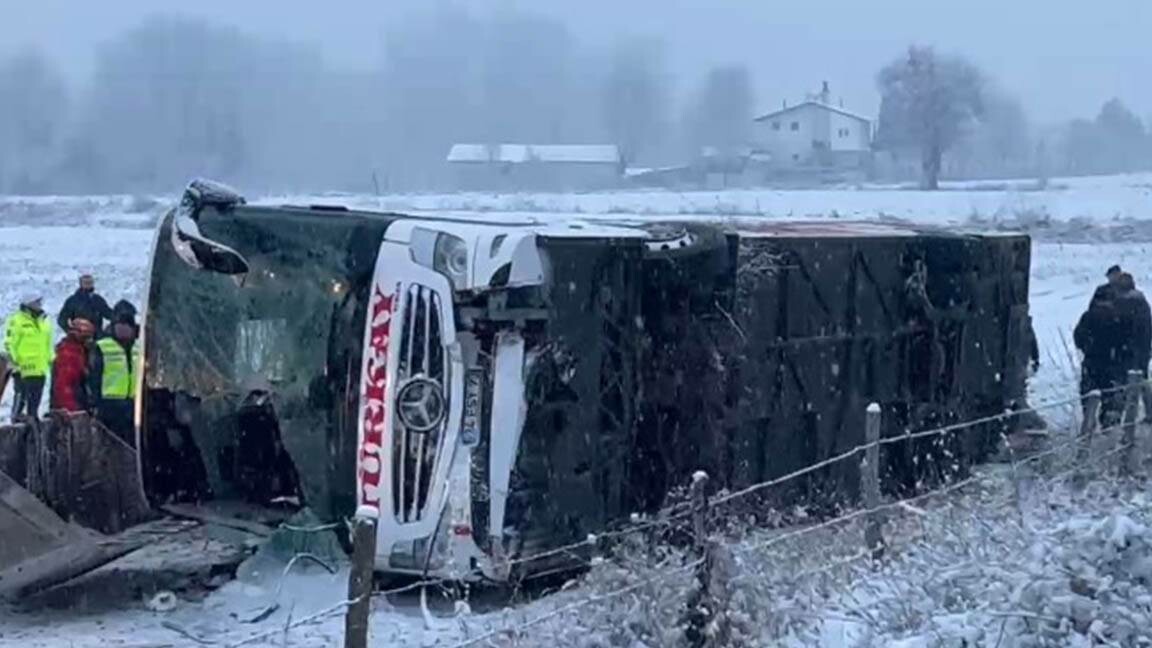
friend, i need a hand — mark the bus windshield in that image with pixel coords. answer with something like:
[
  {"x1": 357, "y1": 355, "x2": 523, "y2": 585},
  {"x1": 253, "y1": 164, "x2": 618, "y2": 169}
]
[{"x1": 143, "y1": 206, "x2": 388, "y2": 519}]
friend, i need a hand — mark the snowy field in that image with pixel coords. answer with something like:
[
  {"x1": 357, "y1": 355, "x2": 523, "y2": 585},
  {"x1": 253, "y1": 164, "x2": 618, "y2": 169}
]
[
  {"x1": 1, "y1": 174, "x2": 1152, "y2": 646},
  {"x1": 0, "y1": 171, "x2": 1149, "y2": 228},
  {"x1": 270, "y1": 172, "x2": 1152, "y2": 226}
]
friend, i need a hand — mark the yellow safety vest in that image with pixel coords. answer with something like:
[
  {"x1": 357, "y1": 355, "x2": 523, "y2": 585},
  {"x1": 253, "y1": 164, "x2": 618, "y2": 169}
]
[
  {"x1": 97, "y1": 338, "x2": 138, "y2": 400},
  {"x1": 4, "y1": 310, "x2": 53, "y2": 377}
]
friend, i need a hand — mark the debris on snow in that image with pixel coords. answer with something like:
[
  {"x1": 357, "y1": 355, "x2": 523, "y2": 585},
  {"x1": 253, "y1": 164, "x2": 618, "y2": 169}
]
[{"x1": 146, "y1": 590, "x2": 179, "y2": 613}]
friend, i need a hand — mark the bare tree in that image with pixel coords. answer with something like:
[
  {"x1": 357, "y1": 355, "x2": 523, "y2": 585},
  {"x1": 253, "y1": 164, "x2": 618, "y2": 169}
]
[
  {"x1": 977, "y1": 90, "x2": 1031, "y2": 173},
  {"x1": 74, "y1": 16, "x2": 331, "y2": 192},
  {"x1": 1060, "y1": 98, "x2": 1149, "y2": 176},
  {"x1": 1095, "y1": 98, "x2": 1148, "y2": 172},
  {"x1": 65, "y1": 14, "x2": 386, "y2": 194},
  {"x1": 683, "y1": 65, "x2": 754, "y2": 158},
  {"x1": 602, "y1": 38, "x2": 668, "y2": 166},
  {"x1": 876, "y1": 46, "x2": 984, "y2": 189},
  {"x1": 379, "y1": 7, "x2": 595, "y2": 190},
  {"x1": 480, "y1": 11, "x2": 578, "y2": 143},
  {"x1": 0, "y1": 50, "x2": 69, "y2": 193},
  {"x1": 951, "y1": 87, "x2": 1031, "y2": 179},
  {"x1": 1062, "y1": 118, "x2": 1101, "y2": 175},
  {"x1": 380, "y1": 7, "x2": 482, "y2": 190}
]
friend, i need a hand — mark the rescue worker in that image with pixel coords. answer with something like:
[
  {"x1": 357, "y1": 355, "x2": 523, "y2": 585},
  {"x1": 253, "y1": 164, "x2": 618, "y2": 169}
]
[
  {"x1": 89, "y1": 301, "x2": 140, "y2": 445},
  {"x1": 50, "y1": 318, "x2": 96, "y2": 413},
  {"x1": 4, "y1": 294, "x2": 53, "y2": 421},
  {"x1": 58, "y1": 274, "x2": 114, "y2": 335}
]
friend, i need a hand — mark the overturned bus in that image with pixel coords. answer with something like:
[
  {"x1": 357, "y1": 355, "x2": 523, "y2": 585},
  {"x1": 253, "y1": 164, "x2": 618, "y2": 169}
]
[{"x1": 137, "y1": 180, "x2": 1032, "y2": 581}]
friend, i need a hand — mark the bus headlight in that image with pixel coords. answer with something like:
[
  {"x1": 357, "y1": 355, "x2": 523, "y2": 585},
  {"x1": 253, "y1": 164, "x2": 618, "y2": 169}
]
[
  {"x1": 412, "y1": 229, "x2": 469, "y2": 290},
  {"x1": 436, "y1": 234, "x2": 469, "y2": 283}
]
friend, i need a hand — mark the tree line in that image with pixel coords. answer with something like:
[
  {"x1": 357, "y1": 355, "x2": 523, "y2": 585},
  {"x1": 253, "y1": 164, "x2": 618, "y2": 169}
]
[
  {"x1": 0, "y1": 11, "x2": 753, "y2": 195},
  {"x1": 0, "y1": 11, "x2": 1147, "y2": 195}
]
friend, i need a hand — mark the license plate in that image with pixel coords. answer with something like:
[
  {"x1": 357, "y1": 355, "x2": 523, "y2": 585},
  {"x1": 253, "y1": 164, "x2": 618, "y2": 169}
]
[{"x1": 461, "y1": 368, "x2": 483, "y2": 446}]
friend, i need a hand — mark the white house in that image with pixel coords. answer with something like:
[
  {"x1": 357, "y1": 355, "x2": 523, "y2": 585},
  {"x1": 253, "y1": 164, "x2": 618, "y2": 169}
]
[
  {"x1": 446, "y1": 144, "x2": 624, "y2": 192},
  {"x1": 752, "y1": 83, "x2": 873, "y2": 171}
]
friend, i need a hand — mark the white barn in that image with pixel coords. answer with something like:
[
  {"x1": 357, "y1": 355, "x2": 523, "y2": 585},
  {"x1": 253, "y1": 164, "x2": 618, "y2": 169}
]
[
  {"x1": 446, "y1": 144, "x2": 624, "y2": 192},
  {"x1": 752, "y1": 83, "x2": 872, "y2": 171}
]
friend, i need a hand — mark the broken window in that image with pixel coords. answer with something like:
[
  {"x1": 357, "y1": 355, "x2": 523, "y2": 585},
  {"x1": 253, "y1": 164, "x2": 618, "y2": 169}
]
[{"x1": 143, "y1": 207, "x2": 389, "y2": 520}]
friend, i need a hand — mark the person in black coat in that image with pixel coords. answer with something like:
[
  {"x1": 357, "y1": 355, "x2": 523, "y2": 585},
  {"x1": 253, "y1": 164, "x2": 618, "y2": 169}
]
[
  {"x1": 1075, "y1": 274, "x2": 1152, "y2": 427},
  {"x1": 1075, "y1": 296, "x2": 1123, "y2": 425},
  {"x1": 108, "y1": 300, "x2": 139, "y2": 336},
  {"x1": 1090, "y1": 265, "x2": 1124, "y2": 307},
  {"x1": 1110, "y1": 273, "x2": 1152, "y2": 421},
  {"x1": 1111, "y1": 273, "x2": 1152, "y2": 375},
  {"x1": 58, "y1": 274, "x2": 114, "y2": 335}
]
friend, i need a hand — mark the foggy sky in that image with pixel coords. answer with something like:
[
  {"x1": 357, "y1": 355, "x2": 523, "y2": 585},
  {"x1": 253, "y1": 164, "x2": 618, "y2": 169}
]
[{"x1": 3, "y1": 0, "x2": 1150, "y2": 125}]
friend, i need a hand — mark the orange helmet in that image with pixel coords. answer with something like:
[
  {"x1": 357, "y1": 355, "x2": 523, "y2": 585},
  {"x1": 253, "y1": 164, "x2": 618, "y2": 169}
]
[{"x1": 69, "y1": 318, "x2": 96, "y2": 337}]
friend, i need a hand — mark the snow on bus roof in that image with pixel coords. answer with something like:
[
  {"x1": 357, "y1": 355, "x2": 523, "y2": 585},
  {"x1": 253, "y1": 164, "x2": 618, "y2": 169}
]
[
  {"x1": 240, "y1": 201, "x2": 1021, "y2": 240},
  {"x1": 446, "y1": 144, "x2": 622, "y2": 165},
  {"x1": 731, "y1": 221, "x2": 1026, "y2": 239},
  {"x1": 729, "y1": 221, "x2": 922, "y2": 238}
]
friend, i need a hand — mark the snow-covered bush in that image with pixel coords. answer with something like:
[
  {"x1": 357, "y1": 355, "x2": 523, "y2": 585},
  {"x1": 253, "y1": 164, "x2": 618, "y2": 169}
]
[{"x1": 1005, "y1": 501, "x2": 1152, "y2": 646}]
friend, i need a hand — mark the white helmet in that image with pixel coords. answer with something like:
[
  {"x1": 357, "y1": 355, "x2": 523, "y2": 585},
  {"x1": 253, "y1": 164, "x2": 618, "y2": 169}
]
[{"x1": 20, "y1": 293, "x2": 43, "y2": 307}]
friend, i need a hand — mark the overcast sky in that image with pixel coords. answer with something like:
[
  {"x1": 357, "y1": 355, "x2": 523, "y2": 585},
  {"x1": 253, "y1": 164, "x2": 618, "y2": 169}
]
[{"x1": 3, "y1": 0, "x2": 1150, "y2": 125}]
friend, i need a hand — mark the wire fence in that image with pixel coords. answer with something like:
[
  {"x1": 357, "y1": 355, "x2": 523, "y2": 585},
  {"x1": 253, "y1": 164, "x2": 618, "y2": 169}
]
[
  {"x1": 493, "y1": 379, "x2": 1139, "y2": 577},
  {"x1": 211, "y1": 577, "x2": 452, "y2": 648},
  {"x1": 444, "y1": 560, "x2": 704, "y2": 648},
  {"x1": 730, "y1": 423, "x2": 1130, "y2": 587},
  {"x1": 181, "y1": 376, "x2": 1149, "y2": 647},
  {"x1": 438, "y1": 376, "x2": 1151, "y2": 647}
]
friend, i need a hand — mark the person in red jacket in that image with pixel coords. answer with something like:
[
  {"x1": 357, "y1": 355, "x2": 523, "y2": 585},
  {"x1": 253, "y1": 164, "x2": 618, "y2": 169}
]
[{"x1": 51, "y1": 318, "x2": 96, "y2": 413}]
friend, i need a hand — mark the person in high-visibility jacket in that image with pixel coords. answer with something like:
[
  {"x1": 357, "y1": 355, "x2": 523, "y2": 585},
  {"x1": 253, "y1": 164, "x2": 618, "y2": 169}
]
[
  {"x1": 89, "y1": 301, "x2": 140, "y2": 445},
  {"x1": 4, "y1": 294, "x2": 53, "y2": 421}
]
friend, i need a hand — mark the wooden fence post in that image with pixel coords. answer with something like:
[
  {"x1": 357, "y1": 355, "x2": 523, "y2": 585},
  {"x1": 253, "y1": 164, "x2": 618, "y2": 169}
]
[
  {"x1": 344, "y1": 510, "x2": 379, "y2": 648},
  {"x1": 1077, "y1": 390, "x2": 1102, "y2": 472},
  {"x1": 1079, "y1": 390, "x2": 1102, "y2": 439},
  {"x1": 684, "y1": 470, "x2": 713, "y2": 648},
  {"x1": 1122, "y1": 370, "x2": 1142, "y2": 475},
  {"x1": 863, "y1": 403, "x2": 884, "y2": 561},
  {"x1": 691, "y1": 471, "x2": 708, "y2": 555}
]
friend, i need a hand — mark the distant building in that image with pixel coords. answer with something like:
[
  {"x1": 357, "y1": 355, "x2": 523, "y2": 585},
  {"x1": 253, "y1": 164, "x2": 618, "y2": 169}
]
[
  {"x1": 446, "y1": 144, "x2": 624, "y2": 192},
  {"x1": 752, "y1": 82, "x2": 873, "y2": 174}
]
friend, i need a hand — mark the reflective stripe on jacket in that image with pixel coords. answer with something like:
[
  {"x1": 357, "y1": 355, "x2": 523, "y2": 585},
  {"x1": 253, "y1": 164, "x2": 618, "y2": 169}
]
[
  {"x1": 4, "y1": 310, "x2": 53, "y2": 377},
  {"x1": 96, "y1": 337, "x2": 138, "y2": 400}
]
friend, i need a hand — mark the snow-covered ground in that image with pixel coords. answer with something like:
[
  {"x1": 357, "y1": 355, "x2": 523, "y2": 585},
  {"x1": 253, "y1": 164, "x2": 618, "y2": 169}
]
[
  {"x1": 257, "y1": 172, "x2": 1152, "y2": 225},
  {"x1": 1, "y1": 174, "x2": 1152, "y2": 646},
  {"x1": 788, "y1": 472, "x2": 1152, "y2": 646},
  {"x1": 1, "y1": 171, "x2": 1150, "y2": 228}
]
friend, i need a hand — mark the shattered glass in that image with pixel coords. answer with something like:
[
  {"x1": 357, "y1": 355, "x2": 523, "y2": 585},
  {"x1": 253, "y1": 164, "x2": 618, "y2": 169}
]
[{"x1": 143, "y1": 206, "x2": 390, "y2": 521}]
